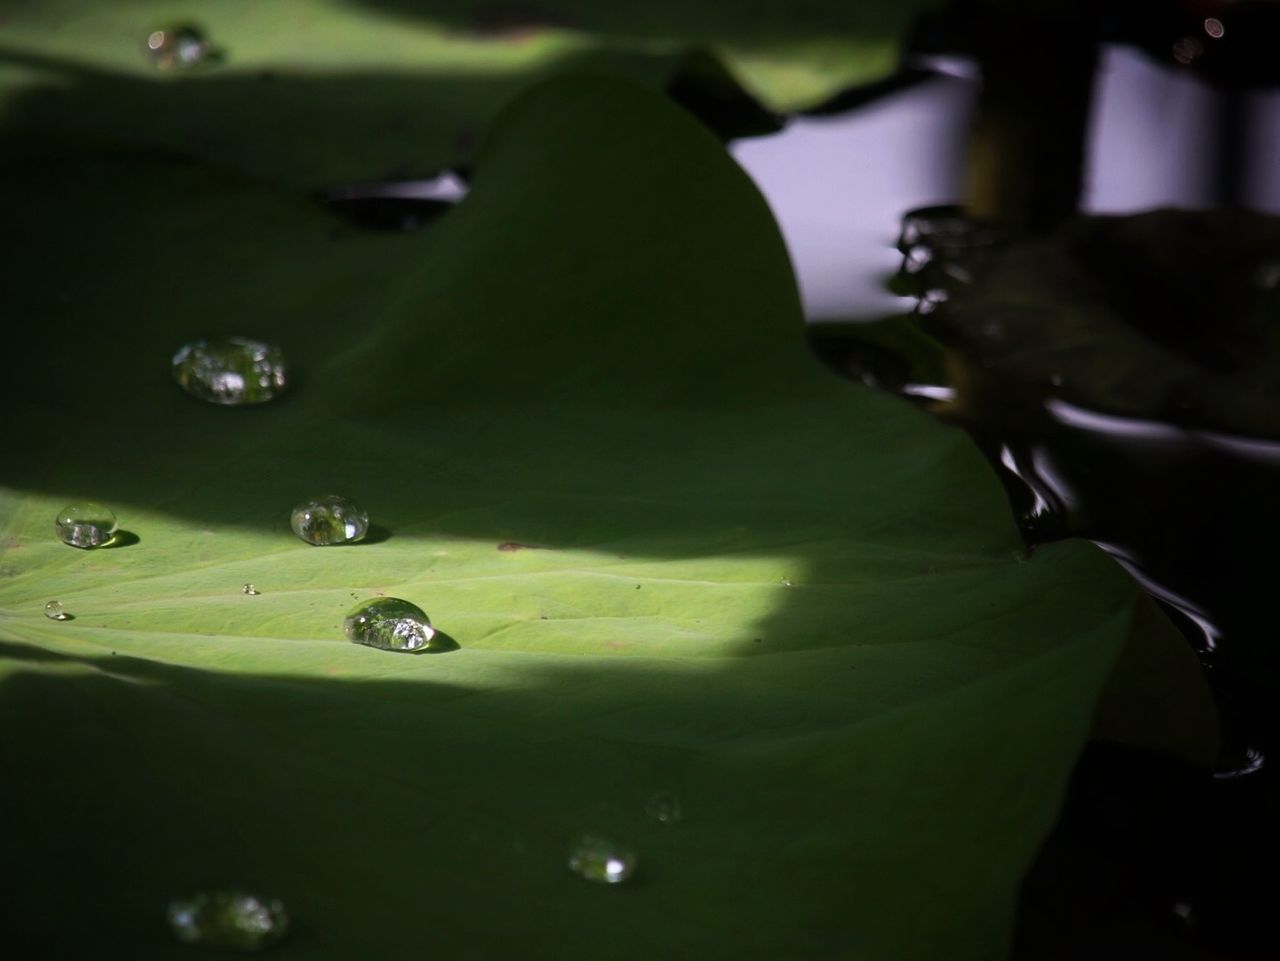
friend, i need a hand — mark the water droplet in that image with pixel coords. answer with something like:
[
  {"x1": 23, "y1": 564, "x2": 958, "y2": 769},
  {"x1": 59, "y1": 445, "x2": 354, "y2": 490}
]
[
  {"x1": 241, "y1": 584, "x2": 260, "y2": 596},
  {"x1": 44, "y1": 600, "x2": 69, "y2": 620},
  {"x1": 54, "y1": 502, "x2": 117, "y2": 549},
  {"x1": 146, "y1": 25, "x2": 212, "y2": 69},
  {"x1": 781, "y1": 577, "x2": 793, "y2": 587},
  {"x1": 290, "y1": 495, "x2": 369, "y2": 546},
  {"x1": 567, "y1": 833, "x2": 635, "y2": 884},
  {"x1": 344, "y1": 597, "x2": 456, "y2": 653},
  {"x1": 172, "y1": 337, "x2": 287, "y2": 405},
  {"x1": 315, "y1": 171, "x2": 470, "y2": 232},
  {"x1": 167, "y1": 890, "x2": 288, "y2": 951},
  {"x1": 1204, "y1": 18, "x2": 1225, "y2": 39},
  {"x1": 645, "y1": 791, "x2": 683, "y2": 823}
]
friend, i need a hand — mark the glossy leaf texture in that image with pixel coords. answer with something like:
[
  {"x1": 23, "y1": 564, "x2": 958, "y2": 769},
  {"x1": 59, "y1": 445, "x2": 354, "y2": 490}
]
[{"x1": 0, "y1": 64, "x2": 1139, "y2": 961}]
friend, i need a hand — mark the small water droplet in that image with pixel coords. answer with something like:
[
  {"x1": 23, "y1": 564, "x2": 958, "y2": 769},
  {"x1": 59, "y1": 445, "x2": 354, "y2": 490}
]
[
  {"x1": 344, "y1": 597, "x2": 456, "y2": 653},
  {"x1": 167, "y1": 890, "x2": 288, "y2": 951},
  {"x1": 316, "y1": 171, "x2": 470, "y2": 232},
  {"x1": 1204, "y1": 17, "x2": 1225, "y2": 39},
  {"x1": 241, "y1": 584, "x2": 260, "y2": 596},
  {"x1": 146, "y1": 25, "x2": 213, "y2": 69},
  {"x1": 54, "y1": 502, "x2": 117, "y2": 549},
  {"x1": 781, "y1": 577, "x2": 793, "y2": 587},
  {"x1": 172, "y1": 337, "x2": 287, "y2": 405},
  {"x1": 645, "y1": 790, "x2": 683, "y2": 823},
  {"x1": 44, "y1": 600, "x2": 69, "y2": 620},
  {"x1": 567, "y1": 833, "x2": 635, "y2": 884},
  {"x1": 290, "y1": 495, "x2": 369, "y2": 546}
]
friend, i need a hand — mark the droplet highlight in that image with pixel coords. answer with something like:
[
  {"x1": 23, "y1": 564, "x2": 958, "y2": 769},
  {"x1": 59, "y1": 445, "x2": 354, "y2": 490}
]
[
  {"x1": 568, "y1": 833, "x2": 635, "y2": 884},
  {"x1": 54, "y1": 502, "x2": 117, "y2": 549},
  {"x1": 172, "y1": 337, "x2": 287, "y2": 405},
  {"x1": 241, "y1": 583, "x2": 260, "y2": 596},
  {"x1": 146, "y1": 24, "x2": 212, "y2": 70},
  {"x1": 167, "y1": 890, "x2": 288, "y2": 951},
  {"x1": 44, "y1": 600, "x2": 69, "y2": 621},
  {"x1": 645, "y1": 790, "x2": 683, "y2": 823},
  {"x1": 290, "y1": 495, "x2": 369, "y2": 546},
  {"x1": 344, "y1": 597, "x2": 455, "y2": 653}
]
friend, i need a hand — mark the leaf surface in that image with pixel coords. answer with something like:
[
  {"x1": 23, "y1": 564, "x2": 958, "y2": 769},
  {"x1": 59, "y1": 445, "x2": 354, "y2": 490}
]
[{"x1": 0, "y1": 68, "x2": 1136, "y2": 960}]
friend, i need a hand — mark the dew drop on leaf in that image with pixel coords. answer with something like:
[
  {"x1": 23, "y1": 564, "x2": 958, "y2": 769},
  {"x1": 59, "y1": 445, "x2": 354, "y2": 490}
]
[
  {"x1": 290, "y1": 495, "x2": 369, "y2": 546},
  {"x1": 54, "y1": 501, "x2": 117, "y2": 549},
  {"x1": 146, "y1": 25, "x2": 212, "y2": 70},
  {"x1": 344, "y1": 597, "x2": 456, "y2": 653},
  {"x1": 167, "y1": 889, "x2": 288, "y2": 951},
  {"x1": 568, "y1": 833, "x2": 636, "y2": 884},
  {"x1": 172, "y1": 337, "x2": 287, "y2": 405},
  {"x1": 241, "y1": 584, "x2": 260, "y2": 596},
  {"x1": 44, "y1": 600, "x2": 69, "y2": 620}
]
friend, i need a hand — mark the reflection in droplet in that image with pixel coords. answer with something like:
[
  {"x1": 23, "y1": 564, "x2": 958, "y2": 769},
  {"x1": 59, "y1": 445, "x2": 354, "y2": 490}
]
[
  {"x1": 567, "y1": 833, "x2": 635, "y2": 884},
  {"x1": 146, "y1": 25, "x2": 212, "y2": 70},
  {"x1": 167, "y1": 890, "x2": 288, "y2": 951},
  {"x1": 172, "y1": 337, "x2": 287, "y2": 405},
  {"x1": 645, "y1": 791, "x2": 683, "y2": 823},
  {"x1": 290, "y1": 495, "x2": 368, "y2": 546},
  {"x1": 241, "y1": 583, "x2": 260, "y2": 596},
  {"x1": 54, "y1": 502, "x2": 118, "y2": 549},
  {"x1": 344, "y1": 597, "x2": 456, "y2": 653},
  {"x1": 44, "y1": 600, "x2": 69, "y2": 621}
]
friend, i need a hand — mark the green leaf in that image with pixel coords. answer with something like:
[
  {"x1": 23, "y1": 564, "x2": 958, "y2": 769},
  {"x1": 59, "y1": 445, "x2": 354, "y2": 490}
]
[
  {"x1": 1, "y1": 74, "x2": 1140, "y2": 959},
  {"x1": 0, "y1": 0, "x2": 937, "y2": 188}
]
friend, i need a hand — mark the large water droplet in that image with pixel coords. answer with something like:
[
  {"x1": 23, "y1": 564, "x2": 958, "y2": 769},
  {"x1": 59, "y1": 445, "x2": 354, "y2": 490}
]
[
  {"x1": 172, "y1": 337, "x2": 287, "y2": 405},
  {"x1": 146, "y1": 25, "x2": 212, "y2": 69},
  {"x1": 344, "y1": 598, "x2": 456, "y2": 653},
  {"x1": 54, "y1": 501, "x2": 117, "y2": 549},
  {"x1": 167, "y1": 889, "x2": 288, "y2": 951},
  {"x1": 44, "y1": 600, "x2": 69, "y2": 621},
  {"x1": 645, "y1": 790, "x2": 683, "y2": 823},
  {"x1": 290, "y1": 495, "x2": 368, "y2": 546},
  {"x1": 567, "y1": 834, "x2": 635, "y2": 884},
  {"x1": 241, "y1": 583, "x2": 260, "y2": 596}
]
